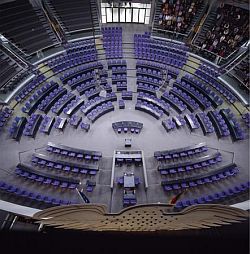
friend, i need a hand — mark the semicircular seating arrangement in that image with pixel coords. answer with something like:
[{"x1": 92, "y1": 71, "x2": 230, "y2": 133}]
[{"x1": 0, "y1": 1, "x2": 249, "y2": 236}]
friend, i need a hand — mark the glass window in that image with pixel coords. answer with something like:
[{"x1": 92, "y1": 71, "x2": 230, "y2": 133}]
[
  {"x1": 131, "y1": 3, "x2": 141, "y2": 8},
  {"x1": 106, "y1": 8, "x2": 112, "y2": 22},
  {"x1": 113, "y1": 8, "x2": 119, "y2": 22},
  {"x1": 145, "y1": 16, "x2": 150, "y2": 25},
  {"x1": 139, "y1": 9, "x2": 145, "y2": 23},
  {"x1": 101, "y1": 2, "x2": 152, "y2": 24},
  {"x1": 133, "y1": 8, "x2": 139, "y2": 23},
  {"x1": 120, "y1": 8, "x2": 126, "y2": 22},
  {"x1": 102, "y1": 16, "x2": 107, "y2": 23},
  {"x1": 101, "y1": 2, "x2": 110, "y2": 7},
  {"x1": 126, "y1": 8, "x2": 132, "y2": 22},
  {"x1": 101, "y1": 7, "x2": 106, "y2": 16},
  {"x1": 146, "y1": 8, "x2": 151, "y2": 17}
]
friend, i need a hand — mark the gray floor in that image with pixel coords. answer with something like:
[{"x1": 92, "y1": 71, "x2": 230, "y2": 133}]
[{"x1": 0, "y1": 24, "x2": 249, "y2": 213}]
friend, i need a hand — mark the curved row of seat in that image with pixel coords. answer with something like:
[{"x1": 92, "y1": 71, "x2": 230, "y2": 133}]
[
  {"x1": 62, "y1": 62, "x2": 102, "y2": 84},
  {"x1": 184, "y1": 113, "x2": 201, "y2": 130},
  {"x1": 137, "y1": 75, "x2": 162, "y2": 87},
  {"x1": 69, "y1": 114, "x2": 82, "y2": 128},
  {"x1": 161, "y1": 92, "x2": 187, "y2": 113},
  {"x1": 51, "y1": 54, "x2": 98, "y2": 74},
  {"x1": 137, "y1": 83, "x2": 158, "y2": 95},
  {"x1": 137, "y1": 67, "x2": 162, "y2": 79},
  {"x1": 154, "y1": 143, "x2": 207, "y2": 161},
  {"x1": 0, "y1": 181, "x2": 79, "y2": 206},
  {"x1": 182, "y1": 75, "x2": 223, "y2": 107},
  {"x1": 137, "y1": 92, "x2": 170, "y2": 115},
  {"x1": 170, "y1": 87, "x2": 199, "y2": 112},
  {"x1": 162, "y1": 163, "x2": 239, "y2": 191},
  {"x1": 135, "y1": 100, "x2": 164, "y2": 120},
  {"x1": 175, "y1": 182, "x2": 250, "y2": 209},
  {"x1": 32, "y1": 153, "x2": 99, "y2": 176},
  {"x1": 158, "y1": 152, "x2": 222, "y2": 175},
  {"x1": 81, "y1": 93, "x2": 117, "y2": 115},
  {"x1": 112, "y1": 121, "x2": 143, "y2": 134},
  {"x1": 37, "y1": 86, "x2": 67, "y2": 113},
  {"x1": 0, "y1": 107, "x2": 12, "y2": 132},
  {"x1": 196, "y1": 112, "x2": 215, "y2": 135},
  {"x1": 64, "y1": 38, "x2": 95, "y2": 52},
  {"x1": 23, "y1": 114, "x2": 43, "y2": 138},
  {"x1": 195, "y1": 69, "x2": 237, "y2": 104},
  {"x1": 173, "y1": 81, "x2": 212, "y2": 110},
  {"x1": 162, "y1": 118, "x2": 176, "y2": 132},
  {"x1": 15, "y1": 74, "x2": 46, "y2": 103},
  {"x1": 47, "y1": 142, "x2": 102, "y2": 160},
  {"x1": 15, "y1": 164, "x2": 79, "y2": 189},
  {"x1": 87, "y1": 101, "x2": 114, "y2": 123},
  {"x1": 22, "y1": 81, "x2": 59, "y2": 115},
  {"x1": 51, "y1": 93, "x2": 76, "y2": 115},
  {"x1": 66, "y1": 71, "x2": 96, "y2": 91},
  {"x1": 134, "y1": 32, "x2": 239, "y2": 105},
  {"x1": 220, "y1": 108, "x2": 245, "y2": 141},
  {"x1": 39, "y1": 115, "x2": 54, "y2": 134}
]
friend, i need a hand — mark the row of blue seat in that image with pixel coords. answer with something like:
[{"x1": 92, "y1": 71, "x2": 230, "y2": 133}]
[
  {"x1": 175, "y1": 182, "x2": 250, "y2": 209},
  {"x1": 0, "y1": 181, "x2": 79, "y2": 206}
]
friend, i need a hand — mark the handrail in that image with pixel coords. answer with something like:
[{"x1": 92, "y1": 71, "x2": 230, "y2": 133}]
[
  {"x1": 41, "y1": 4, "x2": 62, "y2": 44},
  {"x1": 191, "y1": 2, "x2": 211, "y2": 45},
  {"x1": 224, "y1": 49, "x2": 249, "y2": 72},
  {"x1": 153, "y1": 27, "x2": 187, "y2": 37},
  {"x1": 0, "y1": 42, "x2": 29, "y2": 69},
  {"x1": 0, "y1": 34, "x2": 29, "y2": 57}
]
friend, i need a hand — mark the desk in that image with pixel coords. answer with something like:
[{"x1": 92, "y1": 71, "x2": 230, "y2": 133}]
[
  {"x1": 184, "y1": 114, "x2": 198, "y2": 130},
  {"x1": 172, "y1": 116, "x2": 183, "y2": 127},
  {"x1": 115, "y1": 152, "x2": 142, "y2": 159},
  {"x1": 65, "y1": 98, "x2": 85, "y2": 116},
  {"x1": 207, "y1": 111, "x2": 224, "y2": 138},
  {"x1": 42, "y1": 117, "x2": 55, "y2": 134},
  {"x1": 220, "y1": 109, "x2": 242, "y2": 141},
  {"x1": 29, "y1": 115, "x2": 43, "y2": 138},
  {"x1": 57, "y1": 118, "x2": 67, "y2": 130},
  {"x1": 125, "y1": 138, "x2": 132, "y2": 147},
  {"x1": 12, "y1": 117, "x2": 27, "y2": 141},
  {"x1": 70, "y1": 116, "x2": 82, "y2": 128},
  {"x1": 53, "y1": 94, "x2": 76, "y2": 115},
  {"x1": 112, "y1": 121, "x2": 143, "y2": 133},
  {"x1": 196, "y1": 113, "x2": 211, "y2": 135},
  {"x1": 124, "y1": 175, "x2": 135, "y2": 188},
  {"x1": 42, "y1": 88, "x2": 67, "y2": 113}
]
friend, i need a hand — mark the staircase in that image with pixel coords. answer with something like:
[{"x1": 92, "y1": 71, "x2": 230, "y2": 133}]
[
  {"x1": 90, "y1": 0, "x2": 101, "y2": 37},
  {"x1": 193, "y1": 10, "x2": 217, "y2": 46},
  {"x1": 152, "y1": 0, "x2": 165, "y2": 38}
]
